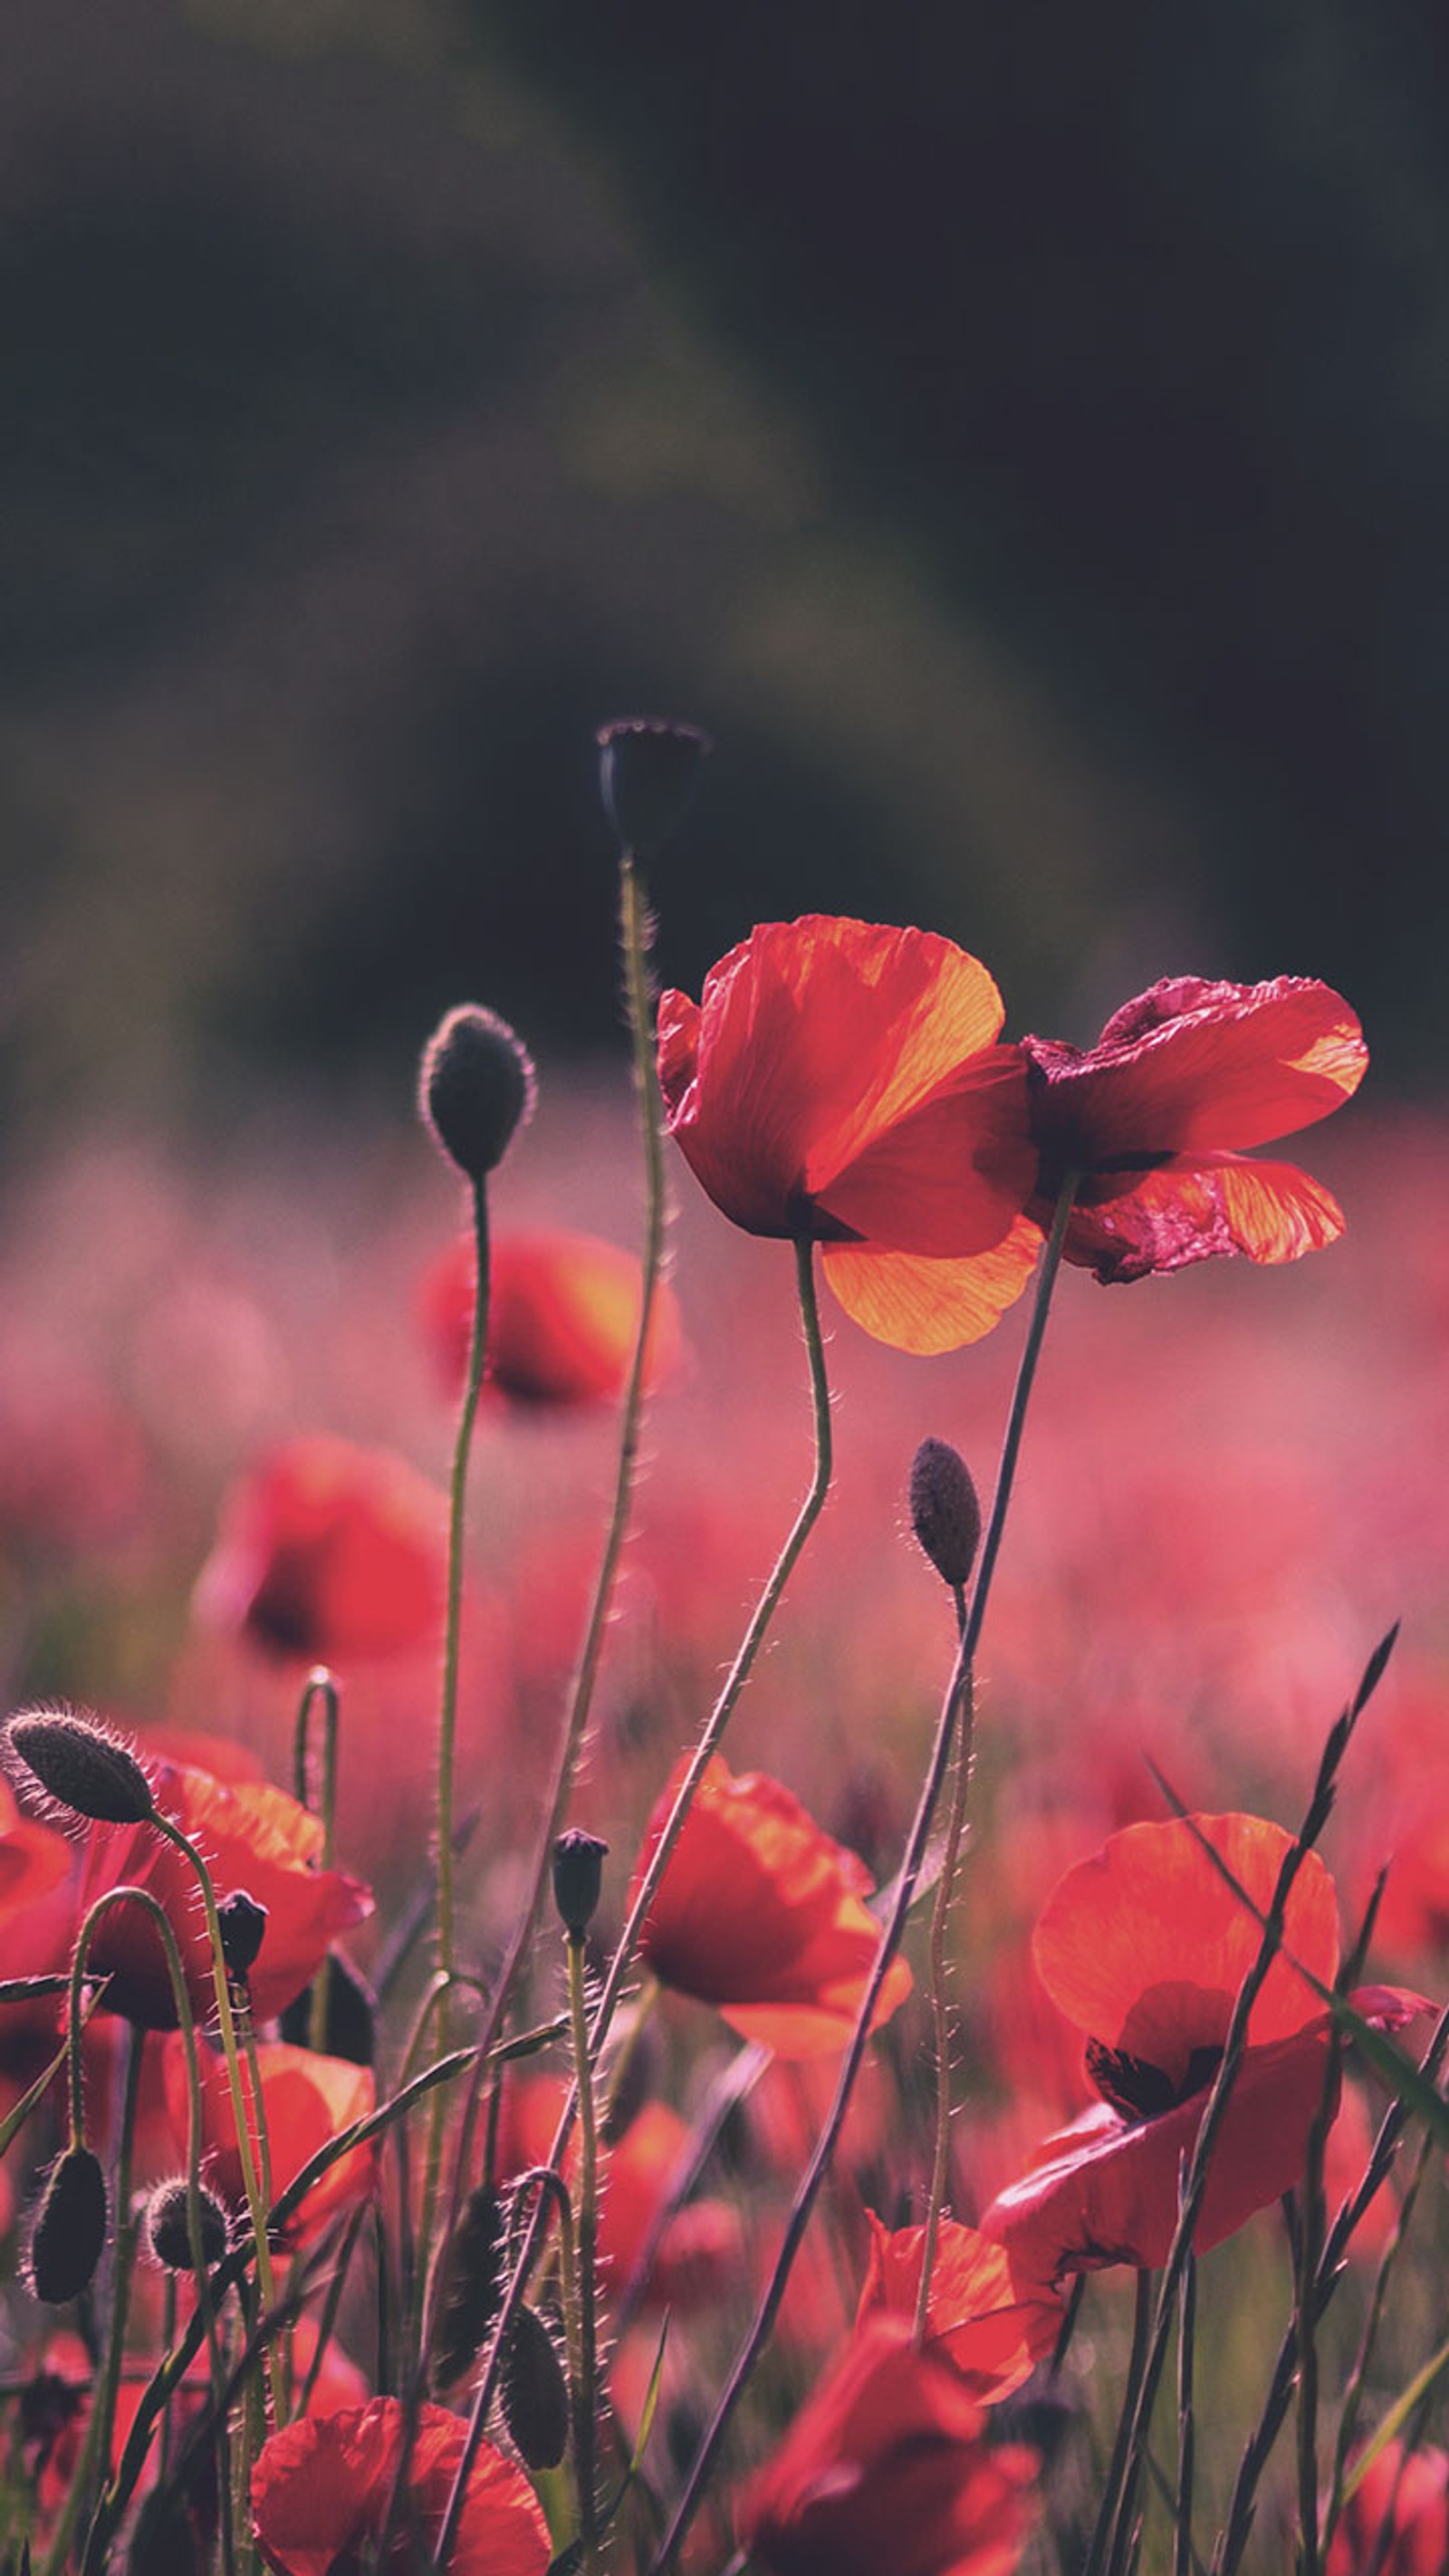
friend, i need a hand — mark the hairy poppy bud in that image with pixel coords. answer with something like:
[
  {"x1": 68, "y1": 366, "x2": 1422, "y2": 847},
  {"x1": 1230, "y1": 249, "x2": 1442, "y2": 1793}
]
[
  {"x1": 217, "y1": 1889, "x2": 269, "y2": 1981},
  {"x1": 432, "y1": 2185, "x2": 504, "y2": 2389},
  {"x1": 27, "y1": 2147, "x2": 108, "y2": 2303},
  {"x1": 419, "y1": 1005, "x2": 535, "y2": 1184},
  {"x1": 6, "y1": 1708, "x2": 155, "y2": 1826},
  {"x1": 597, "y1": 717, "x2": 712, "y2": 856},
  {"x1": 552, "y1": 1830, "x2": 608, "y2": 1940},
  {"x1": 146, "y1": 2177, "x2": 230, "y2": 2271},
  {"x1": 501, "y1": 2303, "x2": 570, "y2": 2470},
  {"x1": 908, "y1": 1438, "x2": 982, "y2": 1590}
]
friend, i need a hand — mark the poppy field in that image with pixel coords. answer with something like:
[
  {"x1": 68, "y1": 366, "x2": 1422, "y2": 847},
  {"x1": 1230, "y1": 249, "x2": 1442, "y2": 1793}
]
[{"x1": 1, "y1": 725, "x2": 1446, "y2": 2574}]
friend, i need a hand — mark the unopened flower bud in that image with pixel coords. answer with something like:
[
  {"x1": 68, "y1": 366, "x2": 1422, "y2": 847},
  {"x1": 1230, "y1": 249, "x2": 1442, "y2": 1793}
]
[
  {"x1": 217, "y1": 1889, "x2": 268, "y2": 1981},
  {"x1": 552, "y1": 1829, "x2": 608, "y2": 1940},
  {"x1": 146, "y1": 2177, "x2": 230, "y2": 2271},
  {"x1": 501, "y1": 2303, "x2": 570, "y2": 2469},
  {"x1": 27, "y1": 2147, "x2": 108, "y2": 2304},
  {"x1": 420, "y1": 1005, "x2": 535, "y2": 1184},
  {"x1": 6, "y1": 1708, "x2": 155, "y2": 1826},
  {"x1": 908, "y1": 1437, "x2": 982, "y2": 1589},
  {"x1": 597, "y1": 717, "x2": 712, "y2": 856},
  {"x1": 432, "y1": 2184, "x2": 504, "y2": 2390}
]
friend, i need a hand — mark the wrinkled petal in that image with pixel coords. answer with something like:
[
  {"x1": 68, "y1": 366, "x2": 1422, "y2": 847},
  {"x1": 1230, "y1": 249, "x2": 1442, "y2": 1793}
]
[
  {"x1": 1062, "y1": 1156, "x2": 1345, "y2": 1282},
  {"x1": 856, "y1": 2212, "x2": 1063, "y2": 2402},
  {"x1": 823, "y1": 1219, "x2": 1041, "y2": 1355},
  {"x1": 251, "y1": 2399, "x2": 550, "y2": 2576}
]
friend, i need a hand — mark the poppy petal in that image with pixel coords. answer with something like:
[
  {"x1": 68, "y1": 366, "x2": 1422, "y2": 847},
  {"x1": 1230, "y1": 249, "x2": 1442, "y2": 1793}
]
[
  {"x1": 814, "y1": 1049, "x2": 1035, "y2": 1257},
  {"x1": 1063, "y1": 1156, "x2": 1344, "y2": 1282},
  {"x1": 856, "y1": 2212, "x2": 1062, "y2": 2402},
  {"x1": 822, "y1": 1218, "x2": 1041, "y2": 1355}
]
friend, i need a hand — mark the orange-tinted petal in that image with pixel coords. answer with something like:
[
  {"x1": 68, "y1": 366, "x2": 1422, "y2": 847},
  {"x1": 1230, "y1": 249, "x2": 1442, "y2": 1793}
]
[
  {"x1": 1063, "y1": 1155, "x2": 1344, "y2": 1282},
  {"x1": 856, "y1": 2212, "x2": 1062, "y2": 2402},
  {"x1": 251, "y1": 2399, "x2": 550, "y2": 2576},
  {"x1": 823, "y1": 1217, "x2": 1041, "y2": 1354},
  {"x1": 814, "y1": 1048, "x2": 1034, "y2": 1257},
  {"x1": 1032, "y1": 1815, "x2": 1339, "y2": 2092},
  {"x1": 419, "y1": 1230, "x2": 681, "y2": 1407}
]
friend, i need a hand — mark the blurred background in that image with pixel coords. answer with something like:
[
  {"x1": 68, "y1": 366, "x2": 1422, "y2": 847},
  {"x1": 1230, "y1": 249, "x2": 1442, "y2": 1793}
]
[{"x1": 3, "y1": 0, "x2": 1446, "y2": 1142}]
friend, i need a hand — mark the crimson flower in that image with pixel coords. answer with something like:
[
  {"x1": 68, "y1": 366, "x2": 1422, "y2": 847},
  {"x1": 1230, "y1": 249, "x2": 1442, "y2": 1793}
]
[
  {"x1": 251, "y1": 2399, "x2": 549, "y2": 2575},
  {"x1": 856, "y1": 2212, "x2": 1063, "y2": 2403},
  {"x1": 195, "y1": 1436, "x2": 446, "y2": 1664},
  {"x1": 657, "y1": 916, "x2": 1040, "y2": 1351},
  {"x1": 739, "y1": 2318, "x2": 1039, "y2": 2576},
  {"x1": 1326, "y1": 2442, "x2": 1449, "y2": 2576},
  {"x1": 76, "y1": 1756, "x2": 372, "y2": 2029},
  {"x1": 418, "y1": 1226, "x2": 681, "y2": 1407},
  {"x1": 162, "y1": 2036, "x2": 377, "y2": 2245},
  {"x1": 1022, "y1": 975, "x2": 1367, "y2": 1281},
  {"x1": 982, "y1": 1813, "x2": 1411, "y2": 2279},
  {"x1": 632, "y1": 1755, "x2": 911, "y2": 2056}
]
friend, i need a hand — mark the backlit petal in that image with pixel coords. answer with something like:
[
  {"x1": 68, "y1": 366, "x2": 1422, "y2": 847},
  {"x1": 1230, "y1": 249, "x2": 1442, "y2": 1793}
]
[
  {"x1": 1063, "y1": 1156, "x2": 1344, "y2": 1282},
  {"x1": 823, "y1": 1219, "x2": 1041, "y2": 1354},
  {"x1": 814, "y1": 1048, "x2": 1034, "y2": 1256}
]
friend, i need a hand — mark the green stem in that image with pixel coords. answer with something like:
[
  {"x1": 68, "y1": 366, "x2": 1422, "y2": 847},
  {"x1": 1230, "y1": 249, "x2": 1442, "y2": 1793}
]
[
  {"x1": 437, "y1": 1175, "x2": 491, "y2": 1994},
  {"x1": 567, "y1": 1934, "x2": 603, "y2": 2571},
  {"x1": 294, "y1": 1666, "x2": 341, "y2": 2052}
]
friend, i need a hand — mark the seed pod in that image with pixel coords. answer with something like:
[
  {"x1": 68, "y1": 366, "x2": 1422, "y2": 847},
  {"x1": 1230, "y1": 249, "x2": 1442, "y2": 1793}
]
[
  {"x1": 552, "y1": 1830, "x2": 608, "y2": 1941},
  {"x1": 432, "y1": 2186, "x2": 504, "y2": 2390},
  {"x1": 596, "y1": 716, "x2": 712, "y2": 856},
  {"x1": 145, "y1": 2178, "x2": 230, "y2": 2272},
  {"x1": 279, "y1": 1949, "x2": 377, "y2": 2066},
  {"x1": 27, "y1": 2147, "x2": 108, "y2": 2304},
  {"x1": 501, "y1": 2302, "x2": 570, "y2": 2470},
  {"x1": 419, "y1": 1006, "x2": 535, "y2": 1184},
  {"x1": 6, "y1": 1709, "x2": 155, "y2": 1826},
  {"x1": 907, "y1": 1438, "x2": 982, "y2": 1590},
  {"x1": 216, "y1": 1889, "x2": 268, "y2": 1982}
]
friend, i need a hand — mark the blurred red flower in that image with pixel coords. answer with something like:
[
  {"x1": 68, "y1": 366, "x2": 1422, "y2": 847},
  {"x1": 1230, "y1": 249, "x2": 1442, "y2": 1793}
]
[
  {"x1": 162, "y1": 2035, "x2": 377, "y2": 2245},
  {"x1": 76, "y1": 1756, "x2": 372, "y2": 2029},
  {"x1": 982, "y1": 1814, "x2": 1413, "y2": 2278},
  {"x1": 251, "y1": 2398, "x2": 550, "y2": 2575},
  {"x1": 657, "y1": 916, "x2": 1040, "y2": 1352},
  {"x1": 1326, "y1": 2442, "x2": 1449, "y2": 2576},
  {"x1": 418, "y1": 1226, "x2": 681, "y2": 1407},
  {"x1": 0, "y1": 1775, "x2": 72, "y2": 1921},
  {"x1": 856, "y1": 2212, "x2": 1062, "y2": 2403},
  {"x1": 739, "y1": 2317, "x2": 1039, "y2": 2576},
  {"x1": 195, "y1": 1436, "x2": 446, "y2": 1664},
  {"x1": 596, "y1": 2100, "x2": 745, "y2": 2313},
  {"x1": 1022, "y1": 975, "x2": 1367, "y2": 1281},
  {"x1": 632, "y1": 1755, "x2": 912, "y2": 2056}
]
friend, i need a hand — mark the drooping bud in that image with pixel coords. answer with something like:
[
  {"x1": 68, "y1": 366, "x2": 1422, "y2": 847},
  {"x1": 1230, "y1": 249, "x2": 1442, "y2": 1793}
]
[
  {"x1": 907, "y1": 1438, "x2": 982, "y2": 1590},
  {"x1": 501, "y1": 2302, "x2": 570, "y2": 2469},
  {"x1": 419, "y1": 1005, "x2": 536, "y2": 1185},
  {"x1": 217, "y1": 1889, "x2": 269, "y2": 1982},
  {"x1": 145, "y1": 2177, "x2": 230, "y2": 2271},
  {"x1": 26, "y1": 2147, "x2": 108, "y2": 2303},
  {"x1": 431, "y1": 2184, "x2": 504, "y2": 2390},
  {"x1": 6, "y1": 1708, "x2": 155, "y2": 1826},
  {"x1": 596, "y1": 717, "x2": 712, "y2": 857},
  {"x1": 279, "y1": 1949, "x2": 377, "y2": 2066},
  {"x1": 552, "y1": 1830, "x2": 608, "y2": 1941}
]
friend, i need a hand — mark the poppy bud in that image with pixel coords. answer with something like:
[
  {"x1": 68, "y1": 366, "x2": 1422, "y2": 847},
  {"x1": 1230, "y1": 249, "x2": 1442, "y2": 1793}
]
[
  {"x1": 279, "y1": 1949, "x2": 377, "y2": 2066},
  {"x1": 27, "y1": 2146, "x2": 108, "y2": 2303},
  {"x1": 501, "y1": 2302, "x2": 570, "y2": 2470},
  {"x1": 907, "y1": 1438, "x2": 982, "y2": 1590},
  {"x1": 217, "y1": 1889, "x2": 269, "y2": 1981},
  {"x1": 6, "y1": 1708, "x2": 155, "y2": 1826},
  {"x1": 432, "y1": 2185, "x2": 504, "y2": 2390},
  {"x1": 419, "y1": 1006, "x2": 536, "y2": 1184},
  {"x1": 146, "y1": 2177, "x2": 230, "y2": 2271},
  {"x1": 596, "y1": 717, "x2": 711, "y2": 856},
  {"x1": 552, "y1": 1830, "x2": 608, "y2": 1940}
]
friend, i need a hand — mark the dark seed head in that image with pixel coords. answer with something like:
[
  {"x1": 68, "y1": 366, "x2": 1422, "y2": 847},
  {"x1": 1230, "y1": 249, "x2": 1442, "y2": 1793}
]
[
  {"x1": 419, "y1": 1005, "x2": 535, "y2": 1184},
  {"x1": 216, "y1": 1889, "x2": 268, "y2": 1982},
  {"x1": 907, "y1": 1438, "x2": 982, "y2": 1590},
  {"x1": 145, "y1": 2177, "x2": 230, "y2": 2271},
  {"x1": 6, "y1": 1709, "x2": 155, "y2": 1826},
  {"x1": 27, "y1": 2147, "x2": 108, "y2": 2304},
  {"x1": 552, "y1": 1830, "x2": 608, "y2": 1941},
  {"x1": 501, "y1": 2302, "x2": 570, "y2": 2469},
  {"x1": 596, "y1": 717, "x2": 712, "y2": 857}
]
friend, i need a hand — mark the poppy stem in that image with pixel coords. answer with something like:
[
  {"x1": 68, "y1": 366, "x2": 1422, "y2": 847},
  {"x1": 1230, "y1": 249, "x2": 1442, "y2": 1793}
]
[
  {"x1": 916, "y1": 1625, "x2": 971, "y2": 2345},
  {"x1": 437, "y1": 1229, "x2": 836, "y2": 2571},
  {"x1": 293, "y1": 1665, "x2": 341, "y2": 2054},
  {"x1": 1175, "y1": 2242, "x2": 1197, "y2": 2576},
  {"x1": 650, "y1": 1177, "x2": 1080, "y2": 2575},
  {"x1": 565, "y1": 1928, "x2": 603, "y2": 2571},
  {"x1": 434, "y1": 1171, "x2": 491, "y2": 2004}
]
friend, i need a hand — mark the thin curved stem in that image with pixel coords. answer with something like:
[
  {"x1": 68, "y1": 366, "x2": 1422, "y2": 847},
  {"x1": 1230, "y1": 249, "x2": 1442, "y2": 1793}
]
[{"x1": 916, "y1": 1584, "x2": 970, "y2": 2344}]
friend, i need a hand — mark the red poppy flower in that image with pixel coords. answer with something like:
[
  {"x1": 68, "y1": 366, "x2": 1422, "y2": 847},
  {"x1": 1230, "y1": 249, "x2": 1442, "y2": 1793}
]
[
  {"x1": 632, "y1": 1755, "x2": 912, "y2": 2056},
  {"x1": 1326, "y1": 2442, "x2": 1449, "y2": 2576},
  {"x1": 195, "y1": 1436, "x2": 446, "y2": 1664},
  {"x1": 596, "y1": 2101, "x2": 744, "y2": 2314},
  {"x1": 162, "y1": 2036, "x2": 377, "y2": 2244},
  {"x1": 76, "y1": 1756, "x2": 372, "y2": 2029},
  {"x1": 1022, "y1": 975, "x2": 1367, "y2": 1281},
  {"x1": 739, "y1": 2317, "x2": 1040, "y2": 2576},
  {"x1": 0, "y1": 1776, "x2": 71, "y2": 1921},
  {"x1": 657, "y1": 917, "x2": 1041, "y2": 1352},
  {"x1": 251, "y1": 2398, "x2": 550, "y2": 2575},
  {"x1": 980, "y1": 1814, "x2": 1413, "y2": 2280},
  {"x1": 855, "y1": 2212, "x2": 1062, "y2": 2404},
  {"x1": 418, "y1": 1227, "x2": 681, "y2": 1407}
]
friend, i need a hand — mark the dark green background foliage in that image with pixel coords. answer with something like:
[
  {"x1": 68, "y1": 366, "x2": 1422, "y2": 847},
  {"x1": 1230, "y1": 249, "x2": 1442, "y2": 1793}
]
[{"x1": 3, "y1": 0, "x2": 1444, "y2": 1130}]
